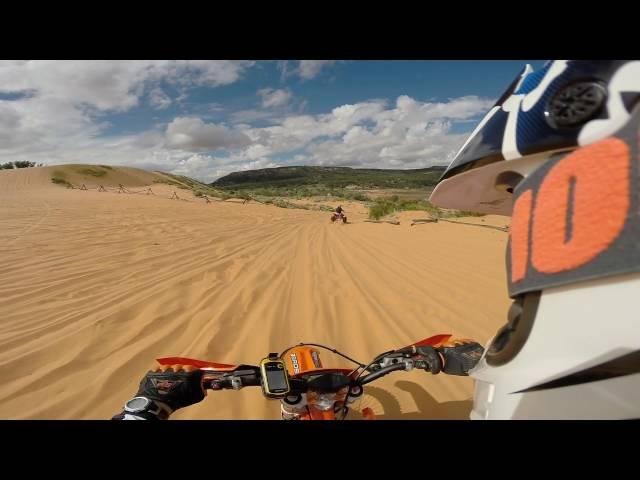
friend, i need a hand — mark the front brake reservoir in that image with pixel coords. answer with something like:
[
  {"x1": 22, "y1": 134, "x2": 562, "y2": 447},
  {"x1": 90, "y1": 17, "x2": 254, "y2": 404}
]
[{"x1": 280, "y1": 394, "x2": 307, "y2": 419}]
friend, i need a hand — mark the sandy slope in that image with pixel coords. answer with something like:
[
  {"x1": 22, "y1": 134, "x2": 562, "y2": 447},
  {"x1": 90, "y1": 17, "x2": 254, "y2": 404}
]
[{"x1": 0, "y1": 166, "x2": 512, "y2": 419}]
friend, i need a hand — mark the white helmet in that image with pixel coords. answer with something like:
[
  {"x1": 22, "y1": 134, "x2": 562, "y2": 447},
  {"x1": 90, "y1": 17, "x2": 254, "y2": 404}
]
[{"x1": 430, "y1": 60, "x2": 640, "y2": 419}]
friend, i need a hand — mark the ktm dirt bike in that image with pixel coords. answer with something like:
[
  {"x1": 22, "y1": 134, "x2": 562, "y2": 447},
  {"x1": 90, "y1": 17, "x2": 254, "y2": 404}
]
[
  {"x1": 331, "y1": 212, "x2": 347, "y2": 223},
  {"x1": 157, "y1": 334, "x2": 452, "y2": 420}
]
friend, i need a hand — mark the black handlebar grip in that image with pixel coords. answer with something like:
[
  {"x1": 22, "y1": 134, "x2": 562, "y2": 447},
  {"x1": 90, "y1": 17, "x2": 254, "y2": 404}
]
[{"x1": 240, "y1": 374, "x2": 262, "y2": 387}]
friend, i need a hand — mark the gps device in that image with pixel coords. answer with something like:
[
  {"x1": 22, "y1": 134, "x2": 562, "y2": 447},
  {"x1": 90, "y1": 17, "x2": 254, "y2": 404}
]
[{"x1": 260, "y1": 354, "x2": 290, "y2": 398}]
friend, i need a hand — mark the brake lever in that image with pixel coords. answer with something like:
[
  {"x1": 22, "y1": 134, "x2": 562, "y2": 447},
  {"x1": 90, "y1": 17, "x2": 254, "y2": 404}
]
[
  {"x1": 203, "y1": 377, "x2": 226, "y2": 390},
  {"x1": 377, "y1": 352, "x2": 415, "y2": 371}
]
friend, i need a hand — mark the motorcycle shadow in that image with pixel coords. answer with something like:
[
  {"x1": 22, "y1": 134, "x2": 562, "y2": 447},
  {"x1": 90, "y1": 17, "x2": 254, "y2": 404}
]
[{"x1": 353, "y1": 380, "x2": 472, "y2": 420}]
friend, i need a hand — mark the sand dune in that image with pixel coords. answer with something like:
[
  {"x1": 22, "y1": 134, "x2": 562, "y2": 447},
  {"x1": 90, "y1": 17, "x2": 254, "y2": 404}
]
[{"x1": 0, "y1": 166, "x2": 512, "y2": 419}]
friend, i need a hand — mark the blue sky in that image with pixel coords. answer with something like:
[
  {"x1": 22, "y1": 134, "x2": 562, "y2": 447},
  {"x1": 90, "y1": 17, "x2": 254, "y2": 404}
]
[{"x1": 0, "y1": 60, "x2": 546, "y2": 181}]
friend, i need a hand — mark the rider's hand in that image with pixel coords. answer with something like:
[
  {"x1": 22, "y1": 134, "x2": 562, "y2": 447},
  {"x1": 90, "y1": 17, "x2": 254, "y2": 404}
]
[
  {"x1": 112, "y1": 364, "x2": 207, "y2": 420},
  {"x1": 438, "y1": 339, "x2": 484, "y2": 376},
  {"x1": 415, "y1": 339, "x2": 484, "y2": 376},
  {"x1": 414, "y1": 345, "x2": 444, "y2": 374}
]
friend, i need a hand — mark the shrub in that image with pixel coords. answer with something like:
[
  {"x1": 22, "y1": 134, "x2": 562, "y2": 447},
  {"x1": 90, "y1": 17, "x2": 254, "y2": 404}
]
[
  {"x1": 368, "y1": 196, "x2": 463, "y2": 220},
  {"x1": 1, "y1": 161, "x2": 39, "y2": 169},
  {"x1": 352, "y1": 192, "x2": 370, "y2": 201},
  {"x1": 51, "y1": 176, "x2": 72, "y2": 187}
]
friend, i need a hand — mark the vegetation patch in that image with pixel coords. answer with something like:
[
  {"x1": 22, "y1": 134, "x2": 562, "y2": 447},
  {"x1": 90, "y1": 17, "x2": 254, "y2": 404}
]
[
  {"x1": 367, "y1": 195, "x2": 484, "y2": 221},
  {"x1": 77, "y1": 167, "x2": 108, "y2": 177},
  {"x1": 1, "y1": 161, "x2": 42, "y2": 169},
  {"x1": 51, "y1": 176, "x2": 72, "y2": 187},
  {"x1": 212, "y1": 165, "x2": 446, "y2": 190}
]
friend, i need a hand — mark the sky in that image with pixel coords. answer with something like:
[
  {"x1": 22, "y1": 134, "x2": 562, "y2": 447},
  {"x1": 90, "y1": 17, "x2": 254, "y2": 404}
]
[{"x1": 0, "y1": 60, "x2": 546, "y2": 182}]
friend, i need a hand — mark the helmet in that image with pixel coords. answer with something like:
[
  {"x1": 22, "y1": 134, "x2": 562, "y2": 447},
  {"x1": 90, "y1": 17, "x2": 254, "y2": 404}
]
[
  {"x1": 431, "y1": 60, "x2": 640, "y2": 215},
  {"x1": 430, "y1": 61, "x2": 640, "y2": 419}
]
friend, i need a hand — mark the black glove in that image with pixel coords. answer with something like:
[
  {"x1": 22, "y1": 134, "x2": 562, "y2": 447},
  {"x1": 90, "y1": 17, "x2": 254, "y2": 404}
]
[
  {"x1": 113, "y1": 365, "x2": 207, "y2": 420},
  {"x1": 414, "y1": 345, "x2": 444, "y2": 374},
  {"x1": 416, "y1": 339, "x2": 484, "y2": 376},
  {"x1": 438, "y1": 340, "x2": 484, "y2": 376}
]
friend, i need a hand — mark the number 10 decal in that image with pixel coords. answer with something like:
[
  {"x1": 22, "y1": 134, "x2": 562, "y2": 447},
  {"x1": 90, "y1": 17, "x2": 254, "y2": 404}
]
[{"x1": 508, "y1": 107, "x2": 640, "y2": 297}]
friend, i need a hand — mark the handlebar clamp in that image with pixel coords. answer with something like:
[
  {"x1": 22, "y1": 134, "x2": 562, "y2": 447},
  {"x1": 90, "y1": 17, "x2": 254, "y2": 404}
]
[{"x1": 230, "y1": 377, "x2": 243, "y2": 390}]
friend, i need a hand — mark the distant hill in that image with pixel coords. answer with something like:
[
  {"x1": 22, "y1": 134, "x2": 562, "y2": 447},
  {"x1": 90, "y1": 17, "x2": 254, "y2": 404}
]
[
  {"x1": 211, "y1": 165, "x2": 447, "y2": 190},
  {"x1": 0, "y1": 164, "x2": 169, "y2": 192}
]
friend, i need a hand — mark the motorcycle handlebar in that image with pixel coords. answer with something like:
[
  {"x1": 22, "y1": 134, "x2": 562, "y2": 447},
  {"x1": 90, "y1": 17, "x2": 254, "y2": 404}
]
[
  {"x1": 203, "y1": 353, "x2": 430, "y2": 392},
  {"x1": 204, "y1": 369, "x2": 261, "y2": 390},
  {"x1": 357, "y1": 363, "x2": 407, "y2": 386}
]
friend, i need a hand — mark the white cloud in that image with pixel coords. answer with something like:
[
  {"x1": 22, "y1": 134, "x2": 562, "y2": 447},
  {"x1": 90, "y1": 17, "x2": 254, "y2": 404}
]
[
  {"x1": 169, "y1": 60, "x2": 255, "y2": 87},
  {"x1": 0, "y1": 102, "x2": 24, "y2": 138},
  {"x1": 0, "y1": 94, "x2": 100, "y2": 155},
  {"x1": 208, "y1": 103, "x2": 224, "y2": 112},
  {"x1": 230, "y1": 110, "x2": 278, "y2": 124},
  {"x1": 230, "y1": 88, "x2": 301, "y2": 125},
  {"x1": 257, "y1": 88, "x2": 292, "y2": 108},
  {"x1": 277, "y1": 61, "x2": 289, "y2": 82},
  {"x1": 0, "y1": 59, "x2": 494, "y2": 182},
  {"x1": 176, "y1": 91, "x2": 189, "y2": 104},
  {"x1": 0, "y1": 60, "x2": 253, "y2": 112},
  {"x1": 165, "y1": 117, "x2": 252, "y2": 152},
  {"x1": 0, "y1": 93, "x2": 492, "y2": 180},
  {"x1": 236, "y1": 95, "x2": 493, "y2": 170},
  {"x1": 297, "y1": 60, "x2": 336, "y2": 80},
  {"x1": 132, "y1": 130, "x2": 165, "y2": 149},
  {"x1": 148, "y1": 87, "x2": 172, "y2": 110},
  {"x1": 277, "y1": 61, "x2": 338, "y2": 81},
  {"x1": 167, "y1": 154, "x2": 280, "y2": 183},
  {"x1": 165, "y1": 94, "x2": 493, "y2": 178},
  {"x1": 0, "y1": 60, "x2": 256, "y2": 175}
]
